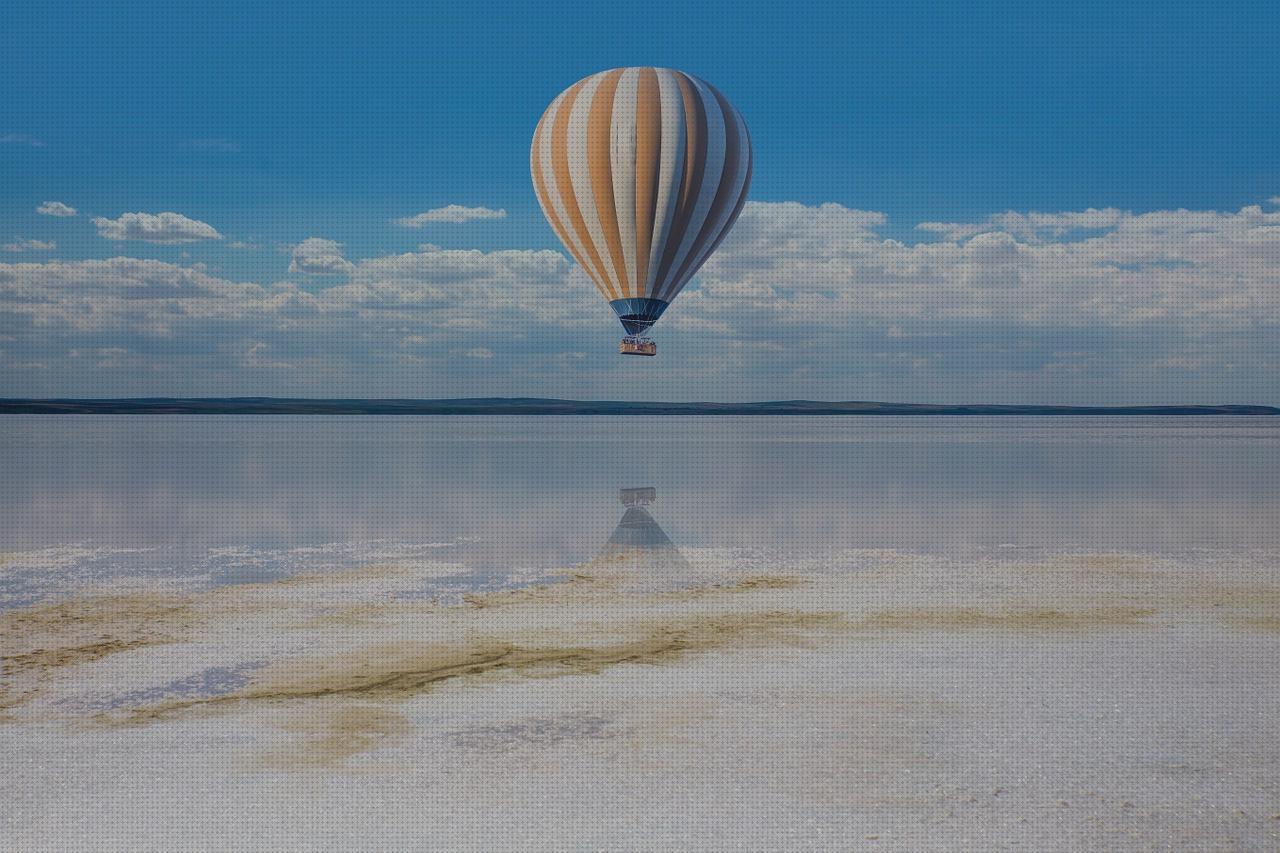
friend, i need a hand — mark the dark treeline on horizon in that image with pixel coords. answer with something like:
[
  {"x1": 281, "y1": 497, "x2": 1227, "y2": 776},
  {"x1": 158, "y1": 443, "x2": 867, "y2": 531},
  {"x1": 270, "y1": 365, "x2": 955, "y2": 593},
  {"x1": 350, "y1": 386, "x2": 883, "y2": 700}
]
[{"x1": 1, "y1": 399, "x2": 1276, "y2": 416}]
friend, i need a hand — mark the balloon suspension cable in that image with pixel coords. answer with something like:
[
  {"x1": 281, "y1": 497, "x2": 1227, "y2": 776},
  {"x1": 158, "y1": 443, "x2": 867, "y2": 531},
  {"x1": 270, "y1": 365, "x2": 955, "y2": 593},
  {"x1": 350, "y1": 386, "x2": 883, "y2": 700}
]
[{"x1": 622, "y1": 319, "x2": 654, "y2": 340}]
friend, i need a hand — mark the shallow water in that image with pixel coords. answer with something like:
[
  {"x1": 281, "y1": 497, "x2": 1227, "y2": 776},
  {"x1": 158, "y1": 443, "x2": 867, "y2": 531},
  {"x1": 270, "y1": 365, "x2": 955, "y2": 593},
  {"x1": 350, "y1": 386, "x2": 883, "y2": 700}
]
[
  {"x1": 3, "y1": 416, "x2": 1278, "y2": 598},
  {"x1": 1, "y1": 416, "x2": 1278, "y2": 850}
]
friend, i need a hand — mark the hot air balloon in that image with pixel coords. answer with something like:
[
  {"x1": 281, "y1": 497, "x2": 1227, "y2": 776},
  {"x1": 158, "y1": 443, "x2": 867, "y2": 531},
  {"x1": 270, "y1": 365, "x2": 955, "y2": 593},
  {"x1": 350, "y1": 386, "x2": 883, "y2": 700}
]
[{"x1": 531, "y1": 68, "x2": 752, "y2": 356}]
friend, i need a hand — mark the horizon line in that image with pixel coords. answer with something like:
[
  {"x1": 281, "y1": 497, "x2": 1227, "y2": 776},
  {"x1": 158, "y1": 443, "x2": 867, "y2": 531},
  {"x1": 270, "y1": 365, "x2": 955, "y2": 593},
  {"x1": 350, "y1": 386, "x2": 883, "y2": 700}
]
[{"x1": 1, "y1": 398, "x2": 1276, "y2": 416}]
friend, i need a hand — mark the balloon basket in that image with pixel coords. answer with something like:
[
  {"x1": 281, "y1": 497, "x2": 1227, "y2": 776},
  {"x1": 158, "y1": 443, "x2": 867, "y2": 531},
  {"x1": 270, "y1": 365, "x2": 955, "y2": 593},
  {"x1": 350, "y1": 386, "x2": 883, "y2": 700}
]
[{"x1": 619, "y1": 336, "x2": 657, "y2": 357}]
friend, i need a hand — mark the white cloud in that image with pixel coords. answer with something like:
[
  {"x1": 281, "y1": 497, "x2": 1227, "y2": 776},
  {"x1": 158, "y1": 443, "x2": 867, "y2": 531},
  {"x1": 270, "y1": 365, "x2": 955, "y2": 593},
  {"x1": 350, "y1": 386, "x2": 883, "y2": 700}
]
[
  {"x1": 919, "y1": 208, "x2": 1125, "y2": 242},
  {"x1": 92, "y1": 212, "x2": 223, "y2": 244},
  {"x1": 395, "y1": 205, "x2": 508, "y2": 227},
  {"x1": 701, "y1": 199, "x2": 1280, "y2": 331},
  {"x1": 2, "y1": 199, "x2": 1279, "y2": 402},
  {"x1": 915, "y1": 220, "x2": 989, "y2": 241},
  {"x1": 88, "y1": 347, "x2": 138, "y2": 368},
  {"x1": 241, "y1": 341, "x2": 292, "y2": 369},
  {"x1": 3, "y1": 238, "x2": 55, "y2": 253},
  {"x1": 288, "y1": 238, "x2": 354, "y2": 275},
  {"x1": 464, "y1": 347, "x2": 494, "y2": 359},
  {"x1": 0, "y1": 134, "x2": 45, "y2": 147},
  {"x1": 960, "y1": 231, "x2": 1023, "y2": 289},
  {"x1": 0, "y1": 246, "x2": 576, "y2": 343},
  {"x1": 36, "y1": 201, "x2": 77, "y2": 217}
]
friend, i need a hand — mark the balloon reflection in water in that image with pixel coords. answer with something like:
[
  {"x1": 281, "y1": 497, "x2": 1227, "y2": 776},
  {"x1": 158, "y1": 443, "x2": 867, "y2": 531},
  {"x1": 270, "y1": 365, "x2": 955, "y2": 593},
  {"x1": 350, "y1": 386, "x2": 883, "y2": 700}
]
[{"x1": 591, "y1": 487, "x2": 691, "y2": 575}]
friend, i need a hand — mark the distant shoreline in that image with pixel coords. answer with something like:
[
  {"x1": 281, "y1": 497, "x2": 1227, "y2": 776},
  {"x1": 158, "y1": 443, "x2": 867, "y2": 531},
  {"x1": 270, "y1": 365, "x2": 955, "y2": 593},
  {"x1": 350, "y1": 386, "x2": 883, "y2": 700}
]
[{"x1": 2, "y1": 399, "x2": 1276, "y2": 416}]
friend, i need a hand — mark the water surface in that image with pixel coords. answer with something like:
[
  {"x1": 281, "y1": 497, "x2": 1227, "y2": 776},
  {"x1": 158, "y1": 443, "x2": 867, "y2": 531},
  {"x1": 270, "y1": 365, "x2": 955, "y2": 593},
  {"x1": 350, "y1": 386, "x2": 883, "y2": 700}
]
[{"x1": 3, "y1": 416, "x2": 1277, "y2": 603}]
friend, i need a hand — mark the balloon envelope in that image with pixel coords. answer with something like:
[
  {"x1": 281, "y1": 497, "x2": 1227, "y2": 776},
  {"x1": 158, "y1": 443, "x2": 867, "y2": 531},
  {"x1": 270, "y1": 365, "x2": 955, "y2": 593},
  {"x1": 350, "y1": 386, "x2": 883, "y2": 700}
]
[{"x1": 531, "y1": 68, "x2": 752, "y2": 339}]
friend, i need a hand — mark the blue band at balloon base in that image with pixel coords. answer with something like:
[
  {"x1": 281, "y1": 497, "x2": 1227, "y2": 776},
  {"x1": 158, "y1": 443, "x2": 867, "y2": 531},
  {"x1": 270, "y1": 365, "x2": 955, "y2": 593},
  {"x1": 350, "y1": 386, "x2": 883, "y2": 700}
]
[{"x1": 609, "y1": 298, "x2": 669, "y2": 336}]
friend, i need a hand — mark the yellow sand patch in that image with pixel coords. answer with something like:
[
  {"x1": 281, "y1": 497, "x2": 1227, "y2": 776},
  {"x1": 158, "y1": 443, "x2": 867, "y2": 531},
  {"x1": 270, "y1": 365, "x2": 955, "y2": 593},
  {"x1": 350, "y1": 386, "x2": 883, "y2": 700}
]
[
  {"x1": 0, "y1": 595, "x2": 194, "y2": 676},
  {"x1": 1185, "y1": 585, "x2": 1280, "y2": 608},
  {"x1": 255, "y1": 562, "x2": 414, "y2": 588},
  {"x1": 294, "y1": 600, "x2": 445, "y2": 628},
  {"x1": 731, "y1": 575, "x2": 806, "y2": 590},
  {"x1": 262, "y1": 703, "x2": 413, "y2": 768},
  {"x1": 1010, "y1": 555, "x2": 1159, "y2": 579},
  {"x1": 854, "y1": 606, "x2": 1156, "y2": 632},
  {"x1": 116, "y1": 609, "x2": 842, "y2": 723},
  {"x1": 1225, "y1": 615, "x2": 1280, "y2": 633},
  {"x1": 0, "y1": 594, "x2": 196, "y2": 711},
  {"x1": 4, "y1": 638, "x2": 151, "y2": 672}
]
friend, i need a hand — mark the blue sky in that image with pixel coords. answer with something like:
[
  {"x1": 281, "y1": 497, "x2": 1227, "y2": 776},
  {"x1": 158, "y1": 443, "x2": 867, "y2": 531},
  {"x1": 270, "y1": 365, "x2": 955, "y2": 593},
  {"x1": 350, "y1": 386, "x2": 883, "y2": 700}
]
[{"x1": 2, "y1": 0, "x2": 1278, "y2": 402}]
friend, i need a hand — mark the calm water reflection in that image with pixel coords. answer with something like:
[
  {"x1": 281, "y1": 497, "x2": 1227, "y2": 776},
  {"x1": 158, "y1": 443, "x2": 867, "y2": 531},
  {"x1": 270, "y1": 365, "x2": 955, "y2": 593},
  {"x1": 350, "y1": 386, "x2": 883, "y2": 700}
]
[
  {"x1": 595, "y1": 487, "x2": 690, "y2": 574},
  {"x1": 2, "y1": 416, "x2": 1278, "y2": 601}
]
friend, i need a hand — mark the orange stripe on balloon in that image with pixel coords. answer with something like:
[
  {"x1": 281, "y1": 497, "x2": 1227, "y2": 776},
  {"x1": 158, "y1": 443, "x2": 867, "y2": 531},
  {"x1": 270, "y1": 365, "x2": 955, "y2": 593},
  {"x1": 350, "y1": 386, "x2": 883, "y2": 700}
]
[
  {"x1": 532, "y1": 104, "x2": 601, "y2": 298},
  {"x1": 587, "y1": 69, "x2": 629, "y2": 299},
  {"x1": 552, "y1": 78, "x2": 618, "y2": 300}
]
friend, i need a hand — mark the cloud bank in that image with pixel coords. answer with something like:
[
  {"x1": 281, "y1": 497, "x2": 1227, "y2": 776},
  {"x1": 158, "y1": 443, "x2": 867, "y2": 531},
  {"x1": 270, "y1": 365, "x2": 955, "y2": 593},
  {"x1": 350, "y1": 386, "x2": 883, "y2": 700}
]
[
  {"x1": 2, "y1": 200, "x2": 1277, "y2": 402},
  {"x1": 92, "y1": 212, "x2": 223, "y2": 244},
  {"x1": 288, "y1": 238, "x2": 354, "y2": 275},
  {"x1": 3, "y1": 238, "x2": 56, "y2": 253},
  {"x1": 395, "y1": 205, "x2": 508, "y2": 227},
  {"x1": 36, "y1": 201, "x2": 77, "y2": 218}
]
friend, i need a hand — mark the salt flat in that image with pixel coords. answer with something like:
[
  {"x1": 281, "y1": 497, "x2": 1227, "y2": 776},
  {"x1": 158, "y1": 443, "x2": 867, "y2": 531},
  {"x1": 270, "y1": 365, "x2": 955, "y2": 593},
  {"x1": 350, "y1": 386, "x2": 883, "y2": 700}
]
[{"x1": 3, "y1": 545, "x2": 1278, "y2": 851}]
